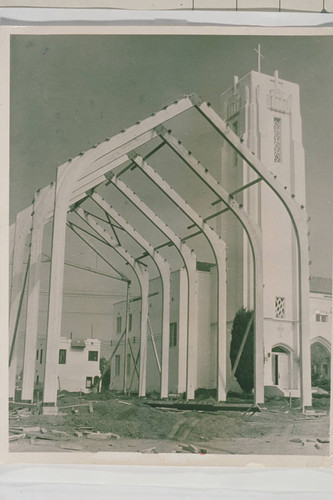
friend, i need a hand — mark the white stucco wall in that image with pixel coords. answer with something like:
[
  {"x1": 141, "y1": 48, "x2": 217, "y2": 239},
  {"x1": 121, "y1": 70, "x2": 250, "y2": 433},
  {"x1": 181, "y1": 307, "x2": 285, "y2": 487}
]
[
  {"x1": 220, "y1": 70, "x2": 306, "y2": 394},
  {"x1": 35, "y1": 337, "x2": 101, "y2": 393},
  {"x1": 111, "y1": 267, "x2": 214, "y2": 396}
]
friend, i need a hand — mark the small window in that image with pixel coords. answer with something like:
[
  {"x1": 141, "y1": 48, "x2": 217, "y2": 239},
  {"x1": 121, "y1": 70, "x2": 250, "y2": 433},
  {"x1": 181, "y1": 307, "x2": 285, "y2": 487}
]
[
  {"x1": 115, "y1": 354, "x2": 121, "y2": 376},
  {"x1": 117, "y1": 316, "x2": 122, "y2": 334},
  {"x1": 127, "y1": 353, "x2": 131, "y2": 377},
  {"x1": 58, "y1": 349, "x2": 67, "y2": 364},
  {"x1": 40, "y1": 348, "x2": 43, "y2": 364},
  {"x1": 36, "y1": 350, "x2": 39, "y2": 361},
  {"x1": 129, "y1": 313, "x2": 133, "y2": 332},
  {"x1": 36, "y1": 375, "x2": 39, "y2": 383},
  {"x1": 316, "y1": 313, "x2": 328, "y2": 323},
  {"x1": 86, "y1": 377, "x2": 93, "y2": 389},
  {"x1": 273, "y1": 117, "x2": 282, "y2": 163},
  {"x1": 170, "y1": 322, "x2": 178, "y2": 347},
  {"x1": 275, "y1": 297, "x2": 285, "y2": 319},
  {"x1": 88, "y1": 350, "x2": 98, "y2": 362}
]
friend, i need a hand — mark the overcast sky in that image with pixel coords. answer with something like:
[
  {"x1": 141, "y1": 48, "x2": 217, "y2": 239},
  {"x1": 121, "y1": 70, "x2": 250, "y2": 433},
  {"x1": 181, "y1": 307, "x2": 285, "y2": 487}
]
[{"x1": 10, "y1": 33, "x2": 333, "y2": 278}]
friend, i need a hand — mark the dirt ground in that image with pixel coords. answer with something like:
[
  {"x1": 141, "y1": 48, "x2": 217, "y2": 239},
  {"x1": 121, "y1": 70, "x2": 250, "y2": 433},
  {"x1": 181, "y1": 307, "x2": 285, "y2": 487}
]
[{"x1": 9, "y1": 391, "x2": 330, "y2": 455}]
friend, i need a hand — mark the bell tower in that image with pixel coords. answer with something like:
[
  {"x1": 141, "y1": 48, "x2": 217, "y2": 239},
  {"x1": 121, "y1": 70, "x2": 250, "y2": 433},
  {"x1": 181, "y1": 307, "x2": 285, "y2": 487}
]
[{"x1": 220, "y1": 61, "x2": 306, "y2": 393}]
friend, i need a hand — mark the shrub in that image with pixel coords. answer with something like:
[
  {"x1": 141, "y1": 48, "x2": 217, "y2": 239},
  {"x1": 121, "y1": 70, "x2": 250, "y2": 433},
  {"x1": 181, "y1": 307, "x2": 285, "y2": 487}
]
[{"x1": 229, "y1": 308, "x2": 254, "y2": 393}]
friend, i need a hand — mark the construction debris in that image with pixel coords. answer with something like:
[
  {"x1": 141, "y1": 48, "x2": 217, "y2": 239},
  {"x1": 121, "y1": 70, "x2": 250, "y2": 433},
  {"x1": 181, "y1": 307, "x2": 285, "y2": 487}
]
[
  {"x1": 304, "y1": 409, "x2": 327, "y2": 417},
  {"x1": 9, "y1": 433, "x2": 25, "y2": 441},
  {"x1": 147, "y1": 401, "x2": 250, "y2": 412},
  {"x1": 178, "y1": 443, "x2": 199, "y2": 454},
  {"x1": 8, "y1": 391, "x2": 330, "y2": 454},
  {"x1": 243, "y1": 405, "x2": 262, "y2": 416},
  {"x1": 86, "y1": 432, "x2": 120, "y2": 440},
  {"x1": 317, "y1": 438, "x2": 330, "y2": 444},
  {"x1": 140, "y1": 446, "x2": 157, "y2": 454},
  {"x1": 51, "y1": 430, "x2": 69, "y2": 438},
  {"x1": 59, "y1": 443, "x2": 82, "y2": 451}
]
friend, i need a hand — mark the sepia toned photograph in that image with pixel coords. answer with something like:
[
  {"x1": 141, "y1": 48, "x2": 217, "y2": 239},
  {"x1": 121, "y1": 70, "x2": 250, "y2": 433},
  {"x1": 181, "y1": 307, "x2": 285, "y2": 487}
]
[{"x1": 7, "y1": 28, "x2": 333, "y2": 461}]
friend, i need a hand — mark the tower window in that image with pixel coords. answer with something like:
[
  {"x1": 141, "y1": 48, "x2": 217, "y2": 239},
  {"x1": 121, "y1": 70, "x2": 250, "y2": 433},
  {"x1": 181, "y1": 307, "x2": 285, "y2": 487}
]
[
  {"x1": 170, "y1": 322, "x2": 178, "y2": 347},
  {"x1": 58, "y1": 349, "x2": 67, "y2": 364},
  {"x1": 117, "y1": 316, "x2": 122, "y2": 334},
  {"x1": 129, "y1": 313, "x2": 133, "y2": 331},
  {"x1": 273, "y1": 117, "x2": 282, "y2": 163},
  {"x1": 275, "y1": 297, "x2": 285, "y2": 319}
]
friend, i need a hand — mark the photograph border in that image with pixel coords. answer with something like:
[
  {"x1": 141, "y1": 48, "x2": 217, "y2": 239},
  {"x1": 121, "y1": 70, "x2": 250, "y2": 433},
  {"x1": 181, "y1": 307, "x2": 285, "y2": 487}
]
[{"x1": 2, "y1": 23, "x2": 333, "y2": 468}]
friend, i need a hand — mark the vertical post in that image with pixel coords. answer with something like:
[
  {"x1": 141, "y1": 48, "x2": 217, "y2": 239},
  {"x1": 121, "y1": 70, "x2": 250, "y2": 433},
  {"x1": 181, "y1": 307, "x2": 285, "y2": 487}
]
[
  {"x1": 139, "y1": 270, "x2": 149, "y2": 397},
  {"x1": 177, "y1": 267, "x2": 190, "y2": 395},
  {"x1": 253, "y1": 245, "x2": 265, "y2": 405},
  {"x1": 298, "y1": 241, "x2": 312, "y2": 409},
  {"x1": 21, "y1": 185, "x2": 54, "y2": 403},
  {"x1": 186, "y1": 269, "x2": 199, "y2": 401},
  {"x1": 123, "y1": 282, "x2": 130, "y2": 394},
  {"x1": 43, "y1": 164, "x2": 73, "y2": 414},
  {"x1": 9, "y1": 206, "x2": 32, "y2": 400},
  {"x1": 216, "y1": 245, "x2": 227, "y2": 402},
  {"x1": 160, "y1": 274, "x2": 171, "y2": 399}
]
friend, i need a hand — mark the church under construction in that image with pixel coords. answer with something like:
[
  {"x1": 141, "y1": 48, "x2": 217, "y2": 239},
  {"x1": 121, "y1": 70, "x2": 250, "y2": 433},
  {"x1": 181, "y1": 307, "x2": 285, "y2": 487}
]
[{"x1": 9, "y1": 62, "x2": 331, "y2": 414}]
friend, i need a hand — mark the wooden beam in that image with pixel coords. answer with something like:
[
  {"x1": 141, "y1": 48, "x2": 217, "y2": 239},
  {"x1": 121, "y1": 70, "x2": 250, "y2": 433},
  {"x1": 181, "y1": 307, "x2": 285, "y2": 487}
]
[
  {"x1": 74, "y1": 206, "x2": 150, "y2": 397},
  {"x1": 45, "y1": 97, "x2": 195, "y2": 222},
  {"x1": 157, "y1": 125, "x2": 264, "y2": 403},
  {"x1": 9, "y1": 253, "x2": 30, "y2": 366},
  {"x1": 67, "y1": 222, "x2": 128, "y2": 281},
  {"x1": 230, "y1": 177, "x2": 262, "y2": 197},
  {"x1": 9, "y1": 206, "x2": 33, "y2": 400},
  {"x1": 106, "y1": 173, "x2": 197, "y2": 395},
  {"x1": 21, "y1": 185, "x2": 55, "y2": 403},
  {"x1": 89, "y1": 191, "x2": 171, "y2": 400},
  {"x1": 187, "y1": 207, "x2": 230, "y2": 230},
  {"x1": 191, "y1": 98, "x2": 311, "y2": 408},
  {"x1": 131, "y1": 153, "x2": 227, "y2": 401}
]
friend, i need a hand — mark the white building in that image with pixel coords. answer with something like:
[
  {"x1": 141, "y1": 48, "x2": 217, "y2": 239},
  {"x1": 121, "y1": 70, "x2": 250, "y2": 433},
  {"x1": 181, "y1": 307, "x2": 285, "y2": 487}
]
[
  {"x1": 35, "y1": 337, "x2": 101, "y2": 393},
  {"x1": 110, "y1": 264, "x2": 221, "y2": 395}
]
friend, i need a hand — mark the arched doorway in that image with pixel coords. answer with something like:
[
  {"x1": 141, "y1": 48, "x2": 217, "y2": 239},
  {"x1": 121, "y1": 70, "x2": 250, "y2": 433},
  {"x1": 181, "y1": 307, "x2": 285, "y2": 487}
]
[
  {"x1": 311, "y1": 338, "x2": 330, "y2": 390},
  {"x1": 271, "y1": 345, "x2": 291, "y2": 389}
]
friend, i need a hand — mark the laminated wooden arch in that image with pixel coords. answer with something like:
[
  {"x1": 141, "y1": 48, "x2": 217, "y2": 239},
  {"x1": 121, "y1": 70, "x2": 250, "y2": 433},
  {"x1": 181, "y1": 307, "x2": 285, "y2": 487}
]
[
  {"x1": 9, "y1": 93, "x2": 310, "y2": 409},
  {"x1": 155, "y1": 125, "x2": 264, "y2": 404},
  {"x1": 104, "y1": 173, "x2": 198, "y2": 398},
  {"x1": 189, "y1": 95, "x2": 311, "y2": 408},
  {"x1": 9, "y1": 206, "x2": 33, "y2": 399},
  {"x1": 129, "y1": 153, "x2": 227, "y2": 402},
  {"x1": 77, "y1": 195, "x2": 172, "y2": 399},
  {"x1": 69, "y1": 207, "x2": 150, "y2": 399}
]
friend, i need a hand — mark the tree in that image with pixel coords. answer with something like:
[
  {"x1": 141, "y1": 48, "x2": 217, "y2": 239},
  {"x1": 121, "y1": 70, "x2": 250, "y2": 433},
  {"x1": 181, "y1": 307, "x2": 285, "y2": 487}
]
[{"x1": 229, "y1": 308, "x2": 254, "y2": 393}]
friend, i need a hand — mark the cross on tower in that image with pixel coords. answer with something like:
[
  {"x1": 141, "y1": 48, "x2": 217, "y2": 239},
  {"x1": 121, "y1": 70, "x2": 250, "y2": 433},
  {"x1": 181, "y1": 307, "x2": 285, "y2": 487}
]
[{"x1": 254, "y1": 44, "x2": 264, "y2": 73}]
